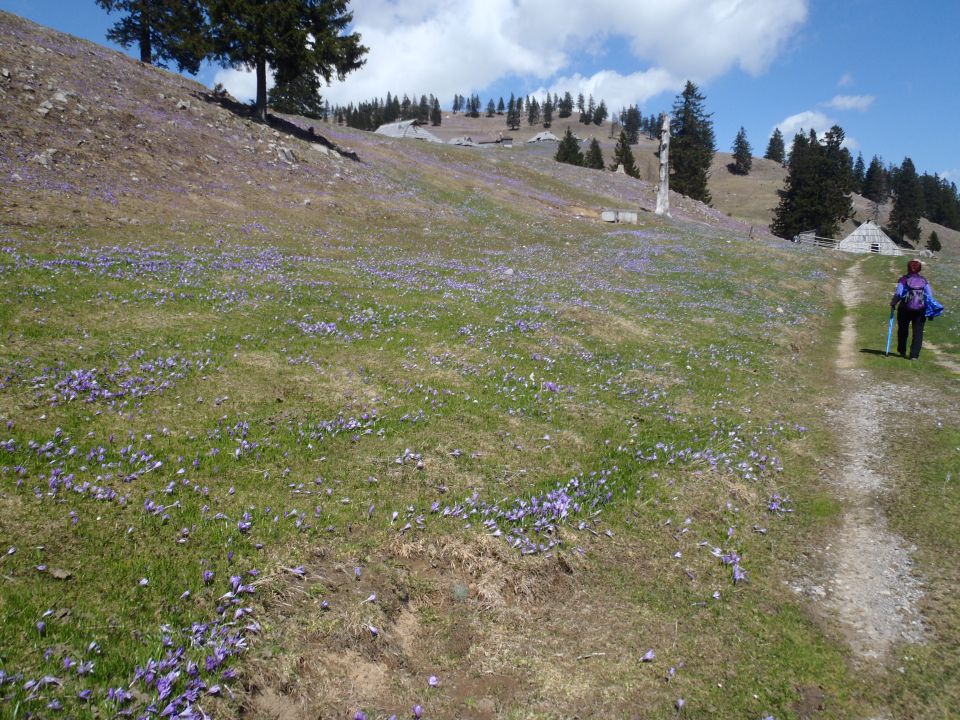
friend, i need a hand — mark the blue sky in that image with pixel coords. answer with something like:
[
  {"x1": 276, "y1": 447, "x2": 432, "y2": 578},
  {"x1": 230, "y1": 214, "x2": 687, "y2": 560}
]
[{"x1": 3, "y1": 0, "x2": 958, "y2": 180}]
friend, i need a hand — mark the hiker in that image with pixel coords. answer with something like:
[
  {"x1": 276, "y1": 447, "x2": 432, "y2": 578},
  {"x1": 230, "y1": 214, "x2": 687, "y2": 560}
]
[{"x1": 890, "y1": 259, "x2": 944, "y2": 359}]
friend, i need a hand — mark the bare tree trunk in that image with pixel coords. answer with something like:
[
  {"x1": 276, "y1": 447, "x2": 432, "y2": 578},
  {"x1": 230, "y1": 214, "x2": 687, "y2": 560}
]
[
  {"x1": 255, "y1": 57, "x2": 267, "y2": 122},
  {"x1": 656, "y1": 114, "x2": 671, "y2": 217}
]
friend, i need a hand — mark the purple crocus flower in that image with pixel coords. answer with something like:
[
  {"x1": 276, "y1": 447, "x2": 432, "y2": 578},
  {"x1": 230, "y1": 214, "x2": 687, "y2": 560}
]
[
  {"x1": 428, "y1": 675, "x2": 439, "y2": 687},
  {"x1": 412, "y1": 704, "x2": 424, "y2": 719},
  {"x1": 640, "y1": 649, "x2": 655, "y2": 662}
]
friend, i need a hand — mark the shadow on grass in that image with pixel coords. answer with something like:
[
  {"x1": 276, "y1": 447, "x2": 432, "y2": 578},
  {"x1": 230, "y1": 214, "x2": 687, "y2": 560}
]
[
  {"x1": 195, "y1": 90, "x2": 361, "y2": 162},
  {"x1": 860, "y1": 348, "x2": 904, "y2": 357}
]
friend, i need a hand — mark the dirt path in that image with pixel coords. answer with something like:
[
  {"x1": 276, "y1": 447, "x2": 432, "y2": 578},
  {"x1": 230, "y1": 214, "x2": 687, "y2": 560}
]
[{"x1": 806, "y1": 262, "x2": 925, "y2": 665}]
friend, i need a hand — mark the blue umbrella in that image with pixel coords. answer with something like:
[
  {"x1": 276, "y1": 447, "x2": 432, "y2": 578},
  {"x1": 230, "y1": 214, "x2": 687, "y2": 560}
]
[{"x1": 885, "y1": 308, "x2": 895, "y2": 355}]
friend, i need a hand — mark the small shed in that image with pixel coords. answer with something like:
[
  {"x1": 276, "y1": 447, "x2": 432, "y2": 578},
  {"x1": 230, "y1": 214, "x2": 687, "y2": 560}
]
[
  {"x1": 374, "y1": 120, "x2": 444, "y2": 143},
  {"x1": 527, "y1": 131, "x2": 560, "y2": 144},
  {"x1": 836, "y1": 221, "x2": 902, "y2": 256}
]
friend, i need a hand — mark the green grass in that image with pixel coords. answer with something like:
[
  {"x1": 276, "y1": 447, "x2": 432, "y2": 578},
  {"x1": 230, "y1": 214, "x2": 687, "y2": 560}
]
[{"x1": 1, "y1": 175, "x2": 955, "y2": 719}]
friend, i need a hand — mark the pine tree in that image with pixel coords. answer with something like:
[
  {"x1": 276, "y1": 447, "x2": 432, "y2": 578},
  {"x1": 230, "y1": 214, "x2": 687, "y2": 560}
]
[
  {"x1": 506, "y1": 94, "x2": 520, "y2": 131},
  {"x1": 862, "y1": 155, "x2": 887, "y2": 203},
  {"x1": 593, "y1": 99, "x2": 608, "y2": 126},
  {"x1": 576, "y1": 93, "x2": 585, "y2": 114},
  {"x1": 96, "y1": 0, "x2": 209, "y2": 73},
  {"x1": 486, "y1": 99, "x2": 496, "y2": 117},
  {"x1": 558, "y1": 92, "x2": 573, "y2": 118},
  {"x1": 496, "y1": 97, "x2": 505, "y2": 115},
  {"x1": 770, "y1": 127, "x2": 854, "y2": 239},
  {"x1": 267, "y1": 72, "x2": 323, "y2": 118},
  {"x1": 764, "y1": 128, "x2": 785, "y2": 164},
  {"x1": 888, "y1": 157, "x2": 923, "y2": 242},
  {"x1": 610, "y1": 130, "x2": 639, "y2": 178},
  {"x1": 670, "y1": 81, "x2": 715, "y2": 203},
  {"x1": 584, "y1": 138, "x2": 604, "y2": 170},
  {"x1": 430, "y1": 97, "x2": 442, "y2": 126},
  {"x1": 731, "y1": 126, "x2": 752, "y2": 175},
  {"x1": 852, "y1": 152, "x2": 866, "y2": 193},
  {"x1": 555, "y1": 127, "x2": 583, "y2": 166},
  {"x1": 417, "y1": 94, "x2": 430, "y2": 122},
  {"x1": 623, "y1": 106, "x2": 641, "y2": 144},
  {"x1": 542, "y1": 96, "x2": 553, "y2": 128},
  {"x1": 527, "y1": 97, "x2": 540, "y2": 126},
  {"x1": 927, "y1": 230, "x2": 941, "y2": 252},
  {"x1": 207, "y1": 0, "x2": 367, "y2": 123}
]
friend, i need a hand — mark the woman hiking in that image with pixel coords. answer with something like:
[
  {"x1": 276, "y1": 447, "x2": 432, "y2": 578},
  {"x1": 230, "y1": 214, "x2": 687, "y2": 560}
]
[{"x1": 890, "y1": 259, "x2": 944, "y2": 359}]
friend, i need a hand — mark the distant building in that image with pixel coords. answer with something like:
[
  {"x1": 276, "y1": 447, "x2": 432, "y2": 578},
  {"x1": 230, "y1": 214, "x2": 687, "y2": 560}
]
[
  {"x1": 374, "y1": 120, "x2": 444, "y2": 143},
  {"x1": 836, "y1": 221, "x2": 902, "y2": 256},
  {"x1": 527, "y1": 131, "x2": 560, "y2": 144}
]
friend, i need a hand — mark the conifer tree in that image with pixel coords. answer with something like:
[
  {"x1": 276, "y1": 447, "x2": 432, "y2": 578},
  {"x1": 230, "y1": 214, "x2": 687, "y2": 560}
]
[
  {"x1": 610, "y1": 130, "x2": 639, "y2": 178},
  {"x1": 486, "y1": 99, "x2": 496, "y2": 117},
  {"x1": 506, "y1": 94, "x2": 520, "y2": 130},
  {"x1": 207, "y1": 0, "x2": 367, "y2": 123},
  {"x1": 430, "y1": 97, "x2": 442, "y2": 126},
  {"x1": 888, "y1": 157, "x2": 923, "y2": 242},
  {"x1": 771, "y1": 127, "x2": 854, "y2": 239},
  {"x1": 558, "y1": 92, "x2": 573, "y2": 118},
  {"x1": 862, "y1": 155, "x2": 887, "y2": 203},
  {"x1": 731, "y1": 126, "x2": 752, "y2": 175},
  {"x1": 584, "y1": 138, "x2": 605, "y2": 170},
  {"x1": 576, "y1": 93, "x2": 585, "y2": 114},
  {"x1": 96, "y1": 0, "x2": 209, "y2": 73},
  {"x1": 927, "y1": 230, "x2": 941, "y2": 252},
  {"x1": 622, "y1": 106, "x2": 641, "y2": 144},
  {"x1": 555, "y1": 127, "x2": 583, "y2": 166},
  {"x1": 527, "y1": 97, "x2": 540, "y2": 126},
  {"x1": 496, "y1": 97, "x2": 505, "y2": 115},
  {"x1": 593, "y1": 99, "x2": 608, "y2": 126},
  {"x1": 268, "y1": 72, "x2": 323, "y2": 118},
  {"x1": 764, "y1": 128, "x2": 785, "y2": 164},
  {"x1": 670, "y1": 81, "x2": 715, "y2": 203},
  {"x1": 542, "y1": 96, "x2": 553, "y2": 127},
  {"x1": 852, "y1": 152, "x2": 866, "y2": 193}
]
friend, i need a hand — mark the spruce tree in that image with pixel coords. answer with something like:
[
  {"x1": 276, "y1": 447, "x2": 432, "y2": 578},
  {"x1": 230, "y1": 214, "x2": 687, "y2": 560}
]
[
  {"x1": 542, "y1": 97, "x2": 553, "y2": 128},
  {"x1": 558, "y1": 92, "x2": 573, "y2": 118},
  {"x1": 670, "y1": 81, "x2": 715, "y2": 203},
  {"x1": 852, "y1": 152, "x2": 866, "y2": 193},
  {"x1": 888, "y1": 157, "x2": 923, "y2": 242},
  {"x1": 764, "y1": 128, "x2": 785, "y2": 164},
  {"x1": 555, "y1": 127, "x2": 583, "y2": 166},
  {"x1": 610, "y1": 130, "x2": 639, "y2": 178},
  {"x1": 862, "y1": 156, "x2": 887, "y2": 203},
  {"x1": 96, "y1": 0, "x2": 208, "y2": 73},
  {"x1": 927, "y1": 230, "x2": 941, "y2": 252},
  {"x1": 584, "y1": 138, "x2": 605, "y2": 170},
  {"x1": 731, "y1": 126, "x2": 752, "y2": 175},
  {"x1": 527, "y1": 97, "x2": 540, "y2": 126},
  {"x1": 771, "y1": 127, "x2": 854, "y2": 239},
  {"x1": 207, "y1": 0, "x2": 367, "y2": 123},
  {"x1": 496, "y1": 97, "x2": 505, "y2": 115},
  {"x1": 623, "y1": 106, "x2": 641, "y2": 144},
  {"x1": 430, "y1": 98, "x2": 442, "y2": 126},
  {"x1": 268, "y1": 72, "x2": 323, "y2": 118},
  {"x1": 486, "y1": 99, "x2": 496, "y2": 117},
  {"x1": 593, "y1": 99, "x2": 608, "y2": 126}
]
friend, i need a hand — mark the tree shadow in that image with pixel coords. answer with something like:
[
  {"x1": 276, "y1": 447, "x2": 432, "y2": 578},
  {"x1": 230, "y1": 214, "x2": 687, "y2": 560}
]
[{"x1": 194, "y1": 89, "x2": 360, "y2": 162}]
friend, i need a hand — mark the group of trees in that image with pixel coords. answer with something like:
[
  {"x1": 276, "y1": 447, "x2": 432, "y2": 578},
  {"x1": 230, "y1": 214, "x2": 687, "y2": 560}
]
[
  {"x1": 555, "y1": 128, "x2": 639, "y2": 176},
  {"x1": 328, "y1": 92, "x2": 443, "y2": 130},
  {"x1": 770, "y1": 131, "x2": 960, "y2": 244},
  {"x1": 771, "y1": 126, "x2": 854, "y2": 240},
  {"x1": 96, "y1": 0, "x2": 367, "y2": 122}
]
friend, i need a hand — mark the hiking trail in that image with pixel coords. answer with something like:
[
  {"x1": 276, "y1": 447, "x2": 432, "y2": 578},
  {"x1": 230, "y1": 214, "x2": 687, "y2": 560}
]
[{"x1": 795, "y1": 261, "x2": 926, "y2": 678}]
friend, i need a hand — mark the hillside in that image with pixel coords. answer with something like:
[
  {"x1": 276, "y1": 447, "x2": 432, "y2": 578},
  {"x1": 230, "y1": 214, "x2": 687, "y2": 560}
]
[{"x1": 1, "y1": 11, "x2": 959, "y2": 720}]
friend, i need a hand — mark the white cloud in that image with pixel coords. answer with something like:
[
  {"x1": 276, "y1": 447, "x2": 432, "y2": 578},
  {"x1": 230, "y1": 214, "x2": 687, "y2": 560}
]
[
  {"x1": 775, "y1": 110, "x2": 835, "y2": 139},
  {"x1": 826, "y1": 94, "x2": 874, "y2": 111},
  {"x1": 213, "y1": 66, "x2": 274, "y2": 101},
  {"x1": 774, "y1": 110, "x2": 858, "y2": 150},
  {"x1": 216, "y1": 0, "x2": 809, "y2": 107},
  {"x1": 837, "y1": 72, "x2": 854, "y2": 88}
]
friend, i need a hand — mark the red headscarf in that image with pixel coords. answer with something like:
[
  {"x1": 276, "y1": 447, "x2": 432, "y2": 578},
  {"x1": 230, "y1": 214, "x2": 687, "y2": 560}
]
[{"x1": 907, "y1": 259, "x2": 922, "y2": 274}]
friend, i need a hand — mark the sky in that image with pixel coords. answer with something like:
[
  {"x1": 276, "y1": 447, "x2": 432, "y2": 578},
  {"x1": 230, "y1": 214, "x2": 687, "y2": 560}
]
[{"x1": 3, "y1": 0, "x2": 959, "y2": 180}]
